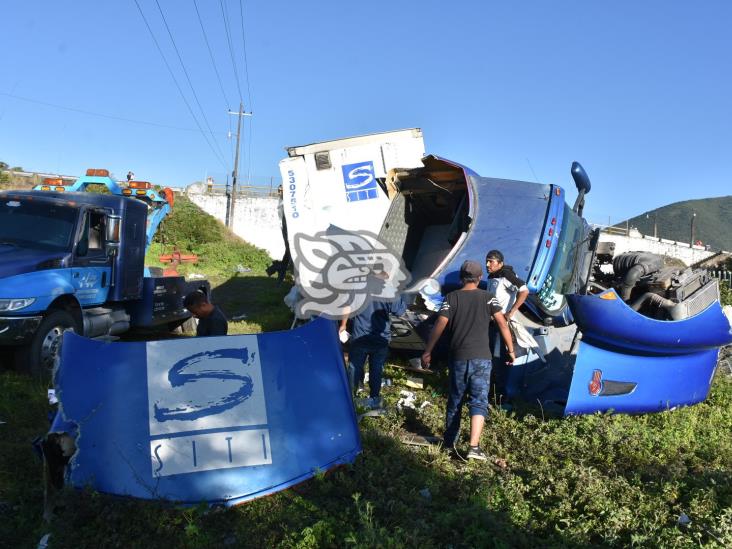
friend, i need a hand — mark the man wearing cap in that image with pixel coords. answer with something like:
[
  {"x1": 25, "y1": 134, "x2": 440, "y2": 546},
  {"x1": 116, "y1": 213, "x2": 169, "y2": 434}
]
[
  {"x1": 421, "y1": 260, "x2": 514, "y2": 461},
  {"x1": 485, "y1": 250, "x2": 529, "y2": 403}
]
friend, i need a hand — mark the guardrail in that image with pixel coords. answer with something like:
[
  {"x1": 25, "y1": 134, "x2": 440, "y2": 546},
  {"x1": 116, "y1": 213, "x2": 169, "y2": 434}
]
[
  {"x1": 708, "y1": 270, "x2": 732, "y2": 284},
  {"x1": 191, "y1": 180, "x2": 281, "y2": 198}
]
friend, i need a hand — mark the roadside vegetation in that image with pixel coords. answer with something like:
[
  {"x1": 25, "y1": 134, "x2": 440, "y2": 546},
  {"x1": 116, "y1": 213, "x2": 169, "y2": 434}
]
[{"x1": 1, "y1": 197, "x2": 730, "y2": 548}]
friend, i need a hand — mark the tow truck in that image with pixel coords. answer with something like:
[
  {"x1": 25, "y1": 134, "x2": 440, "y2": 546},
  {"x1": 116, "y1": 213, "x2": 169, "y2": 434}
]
[{"x1": 0, "y1": 168, "x2": 210, "y2": 375}]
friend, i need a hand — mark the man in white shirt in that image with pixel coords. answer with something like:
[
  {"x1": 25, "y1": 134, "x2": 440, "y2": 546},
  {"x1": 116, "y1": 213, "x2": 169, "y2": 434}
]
[{"x1": 485, "y1": 249, "x2": 529, "y2": 404}]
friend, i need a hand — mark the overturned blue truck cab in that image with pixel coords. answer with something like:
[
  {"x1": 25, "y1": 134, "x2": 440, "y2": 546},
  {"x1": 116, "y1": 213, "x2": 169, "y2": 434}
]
[{"x1": 377, "y1": 155, "x2": 732, "y2": 414}]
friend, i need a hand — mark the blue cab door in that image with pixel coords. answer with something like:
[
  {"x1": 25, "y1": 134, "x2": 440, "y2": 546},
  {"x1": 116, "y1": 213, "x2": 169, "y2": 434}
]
[{"x1": 71, "y1": 209, "x2": 112, "y2": 306}]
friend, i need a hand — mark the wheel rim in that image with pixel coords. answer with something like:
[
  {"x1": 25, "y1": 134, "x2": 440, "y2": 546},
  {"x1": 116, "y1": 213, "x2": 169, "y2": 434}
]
[{"x1": 40, "y1": 325, "x2": 73, "y2": 371}]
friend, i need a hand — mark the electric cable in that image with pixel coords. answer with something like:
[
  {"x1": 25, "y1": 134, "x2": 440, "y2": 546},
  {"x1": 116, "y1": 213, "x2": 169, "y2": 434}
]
[
  {"x1": 132, "y1": 0, "x2": 228, "y2": 170},
  {"x1": 238, "y1": 0, "x2": 254, "y2": 185},
  {"x1": 0, "y1": 91, "x2": 225, "y2": 134},
  {"x1": 193, "y1": 0, "x2": 231, "y2": 109},
  {"x1": 154, "y1": 0, "x2": 229, "y2": 168},
  {"x1": 220, "y1": 0, "x2": 244, "y2": 103}
]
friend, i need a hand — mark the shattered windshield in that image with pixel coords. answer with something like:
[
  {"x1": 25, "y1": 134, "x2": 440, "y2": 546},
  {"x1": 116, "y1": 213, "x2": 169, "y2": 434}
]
[
  {"x1": 536, "y1": 204, "x2": 587, "y2": 312},
  {"x1": 0, "y1": 199, "x2": 78, "y2": 251}
]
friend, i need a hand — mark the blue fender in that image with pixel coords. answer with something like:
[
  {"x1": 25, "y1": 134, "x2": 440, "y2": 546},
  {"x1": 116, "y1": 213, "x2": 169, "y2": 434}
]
[
  {"x1": 0, "y1": 269, "x2": 75, "y2": 313},
  {"x1": 565, "y1": 341, "x2": 719, "y2": 415},
  {"x1": 566, "y1": 290, "x2": 732, "y2": 354},
  {"x1": 52, "y1": 317, "x2": 360, "y2": 505}
]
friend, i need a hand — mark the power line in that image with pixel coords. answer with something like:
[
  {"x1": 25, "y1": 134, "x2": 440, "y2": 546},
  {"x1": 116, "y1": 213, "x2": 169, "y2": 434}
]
[
  {"x1": 237, "y1": 0, "x2": 253, "y2": 110},
  {"x1": 153, "y1": 0, "x2": 229, "y2": 168},
  {"x1": 132, "y1": 0, "x2": 227, "y2": 170},
  {"x1": 238, "y1": 0, "x2": 254, "y2": 184},
  {"x1": 192, "y1": 0, "x2": 231, "y2": 110},
  {"x1": 192, "y1": 0, "x2": 235, "y2": 164},
  {"x1": 220, "y1": 0, "x2": 243, "y2": 102},
  {"x1": 0, "y1": 91, "x2": 226, "y2": 134}
]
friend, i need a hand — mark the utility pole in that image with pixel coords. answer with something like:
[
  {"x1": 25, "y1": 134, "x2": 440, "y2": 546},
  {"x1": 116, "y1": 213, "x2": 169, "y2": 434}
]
[
  {"x1": 646, "y1": 213, "x2": 658, "y2": 238},
  {"x1": 690, "y1": 211, "x2": 696, "y2": 246},
  {"x1": 227, "y1": 101, "x2": 252, "y2": 228}
]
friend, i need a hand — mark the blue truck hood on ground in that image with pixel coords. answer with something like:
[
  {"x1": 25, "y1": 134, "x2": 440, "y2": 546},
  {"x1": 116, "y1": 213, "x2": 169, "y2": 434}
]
[
  {"x1": 0, "y1": 246, "x2": 65, "y2": 279},
  {"x1": 52, "y1": 317, "x2": 361, "y2": 505}
]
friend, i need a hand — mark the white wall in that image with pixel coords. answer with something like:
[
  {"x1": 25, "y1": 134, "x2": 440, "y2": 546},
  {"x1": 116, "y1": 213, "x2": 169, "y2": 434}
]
[
  {"x1": 187, "y1": 190, "x2": 285, "y2": 260},
  {"x1": 599, "y1": 231, "x2": 719, "y2": 266}
]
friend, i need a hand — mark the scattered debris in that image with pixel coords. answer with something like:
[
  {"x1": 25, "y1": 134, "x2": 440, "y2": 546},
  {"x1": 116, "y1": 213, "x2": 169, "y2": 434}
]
[
  {"x1": 389, "y1": 358, "x2": 433, "y2": 375},
  {"x1": 419, "y1": 488, "x2": 432, "y2": 501},
  {"x1": 47, "y1": 389, "x2": 58, "y2": 405},
  {"x1": 492, "y1": 457, "x2": 509, "y2": 471},
  {"x1": 419, "y1": 401, "x2": 432, "y2": 410},
  {"x1": 232, "y1": 313, "x2": 248, "y2": 321},
  {"x1": 408, "y1": 358, "x2": 422, "y2": 369},
  {"x1": 358, "y1": 409, "x2": 386, "y2": 421},
  {"x1": 400, "y1": 434, "x2": 440, "y2": 447},
  {"x1": 188, "y1": 273, "x2": 206, "y2": 280},
  {"x1": 405, "y1": 376, "x2": 423, "y2": 389},
  {"x1": 678, "y1": 512, "x2": 691, "y2": 527},
  {"x1": 397, "y1": 390, "x2": 417, "y2": 410},
  {"x1": 234, "y1": 264, "x2": 252, "y2": 274},
  {"x1": 37, "y1": 533, "x2": 51, "y2": 549}
]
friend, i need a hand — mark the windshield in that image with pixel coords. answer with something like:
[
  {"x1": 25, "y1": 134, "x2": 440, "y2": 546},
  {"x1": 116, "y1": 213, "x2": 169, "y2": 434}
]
[
  {"x1": 536, "y1": 204, "x2": 587, "y2": 313},
  {"x1": 0, "y1": 198, "x2": 78, "y2": 251}
]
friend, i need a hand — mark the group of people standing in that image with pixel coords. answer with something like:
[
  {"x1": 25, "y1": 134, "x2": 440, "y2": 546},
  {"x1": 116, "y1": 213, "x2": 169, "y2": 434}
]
[{"x1": 345, "y1": 250, "x2": 528, "y2": 461}]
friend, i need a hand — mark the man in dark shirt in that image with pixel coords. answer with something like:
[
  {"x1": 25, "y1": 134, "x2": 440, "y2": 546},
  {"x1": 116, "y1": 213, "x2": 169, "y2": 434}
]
[
  {"x1": 183, "y1": 291, "x2": 228, "y2": 337},
  {"x1": 341, "y1": 293, "x2": 406, "y2": 409},
  {"x1": 421, "y1": 260, "x2": 514, "y2": 460}
]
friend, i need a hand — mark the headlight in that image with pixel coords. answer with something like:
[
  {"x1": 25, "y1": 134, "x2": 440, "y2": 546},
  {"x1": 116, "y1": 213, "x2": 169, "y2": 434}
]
[{"x1": 0, "y1": 298, "x2": 36, "y2": 312}]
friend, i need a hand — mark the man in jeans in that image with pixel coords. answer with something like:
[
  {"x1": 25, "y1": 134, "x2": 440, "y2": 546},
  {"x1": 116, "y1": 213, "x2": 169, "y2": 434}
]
[
  {"x1": 421, "y1": 260, "x2": 514, "y2": 460},
  {"x1": 343, "y1": 295, "x2": 406, "y2": 409}
]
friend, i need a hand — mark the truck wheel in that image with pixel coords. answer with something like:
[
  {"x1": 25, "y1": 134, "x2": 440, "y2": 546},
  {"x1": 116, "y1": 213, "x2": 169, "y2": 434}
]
[{"x1": 24, "y1": 310, "x2": 80, "y2": 378}]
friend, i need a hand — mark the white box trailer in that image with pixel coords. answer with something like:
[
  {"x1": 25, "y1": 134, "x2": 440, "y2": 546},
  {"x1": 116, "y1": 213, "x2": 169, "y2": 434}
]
[{"x1": 279, "y1": 128, "x2": 426, "y2": 255}]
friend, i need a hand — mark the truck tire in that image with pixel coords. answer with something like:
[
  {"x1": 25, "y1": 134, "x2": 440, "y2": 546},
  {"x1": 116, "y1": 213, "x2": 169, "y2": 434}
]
[{"x1": 22, "y1": 310, "x2": 80, "y2": 378}]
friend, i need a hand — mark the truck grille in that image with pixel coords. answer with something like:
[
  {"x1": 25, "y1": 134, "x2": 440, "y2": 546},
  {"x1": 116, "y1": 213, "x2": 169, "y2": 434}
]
[{"x1": 683, "y1": 280, "x2": 720, "y2": 317}]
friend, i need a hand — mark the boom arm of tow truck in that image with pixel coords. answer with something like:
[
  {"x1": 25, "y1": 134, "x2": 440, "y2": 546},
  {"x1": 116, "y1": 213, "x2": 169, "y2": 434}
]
[{"x1": 34, "y1": 169, "x2": 175, "y2": 254}]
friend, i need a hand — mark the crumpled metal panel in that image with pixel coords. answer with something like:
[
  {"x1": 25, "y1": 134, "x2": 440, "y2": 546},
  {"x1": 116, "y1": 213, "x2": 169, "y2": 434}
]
[{"x1": 53, "y1": 317, "x2": 360, "y2": 505}]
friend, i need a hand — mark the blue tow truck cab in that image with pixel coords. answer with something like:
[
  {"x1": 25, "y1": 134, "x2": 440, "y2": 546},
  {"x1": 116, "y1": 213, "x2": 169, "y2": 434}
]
[{"x1": 0, "y1": 169, "x2": 210, "y2": 374}]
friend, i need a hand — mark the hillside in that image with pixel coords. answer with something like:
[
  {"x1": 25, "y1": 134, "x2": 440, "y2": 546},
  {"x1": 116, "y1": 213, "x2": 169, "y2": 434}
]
[{"x1": 619, "y1": 195, "x2": 732, "y2": 251}]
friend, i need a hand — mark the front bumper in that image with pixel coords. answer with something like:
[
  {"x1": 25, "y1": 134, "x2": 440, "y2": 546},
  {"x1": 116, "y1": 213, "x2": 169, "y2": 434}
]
[{"x1": 0, "y1": 315, "x2": 43, "y2": 345}]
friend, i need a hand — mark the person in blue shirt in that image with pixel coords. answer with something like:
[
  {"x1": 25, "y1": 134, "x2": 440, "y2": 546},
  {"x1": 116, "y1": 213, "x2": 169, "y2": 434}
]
[{"x1": 341, "y1": 294, "x2": 406, "y2": 409}]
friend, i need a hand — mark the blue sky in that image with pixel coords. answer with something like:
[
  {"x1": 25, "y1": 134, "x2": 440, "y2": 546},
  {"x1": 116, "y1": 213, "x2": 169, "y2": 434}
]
[{"x1": 1, "y1": 1, "x2": 730, "y2": 225}]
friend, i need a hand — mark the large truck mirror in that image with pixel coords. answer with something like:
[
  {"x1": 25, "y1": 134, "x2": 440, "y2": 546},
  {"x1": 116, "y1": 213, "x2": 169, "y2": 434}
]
[
  {"x1": 105, "y1": 215, "x2": 122, "y2": 256},
  {"x1": 106, "y1": 215, "x2": 122, "y2": 244},
  {"x1": 571, "y1": 161, "x2": 591, "y2": 194}
]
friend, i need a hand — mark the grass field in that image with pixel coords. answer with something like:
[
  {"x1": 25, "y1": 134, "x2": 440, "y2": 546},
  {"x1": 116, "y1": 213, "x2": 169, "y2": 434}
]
[
  {"x1": 1, "y1": 197, "x2": 731, "y2": 548},
  {"x1": 2, "y1": 349, "x2": 731, "y2": 548}
]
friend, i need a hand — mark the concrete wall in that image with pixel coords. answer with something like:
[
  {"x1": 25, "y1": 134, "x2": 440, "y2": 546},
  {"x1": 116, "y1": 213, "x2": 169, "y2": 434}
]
[
  {"x1": 599, "y1": 230, "x2": 718, "y2": 266},
  {"x1": 187, "y1": 190, "x2": 285, "y2": 260}
]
